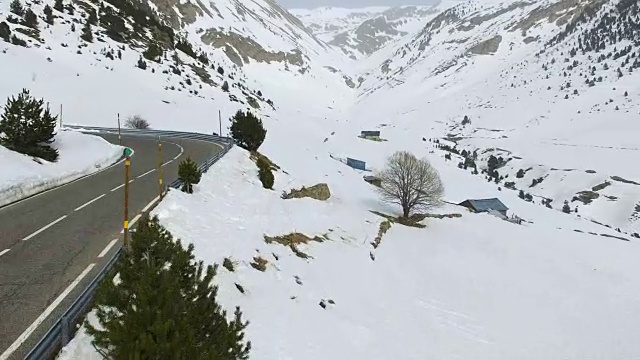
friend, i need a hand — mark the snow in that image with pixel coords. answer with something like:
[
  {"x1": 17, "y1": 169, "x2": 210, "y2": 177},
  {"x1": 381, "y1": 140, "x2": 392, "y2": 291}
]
[
  {"x1": 0, "y1": 129, "x2": 123, "y2": 207},
  {"x1": 6, "y1": 0, "x2": 640, "y2": 357},
  {"x1": 59, "y1": 144, "x2": 640, "y2": 359}
]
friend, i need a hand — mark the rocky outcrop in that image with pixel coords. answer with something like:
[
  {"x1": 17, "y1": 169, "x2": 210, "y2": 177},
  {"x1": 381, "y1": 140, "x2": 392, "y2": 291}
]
[
  {"x1": 467, "y1": 35, "x2": 502, "y2": 55},
  {"x1": 201, "y1": 29, "x2": 306, "y2": 67},
  {"x1": 282, "y1": 183, "x2": 331, "y2": 201}
]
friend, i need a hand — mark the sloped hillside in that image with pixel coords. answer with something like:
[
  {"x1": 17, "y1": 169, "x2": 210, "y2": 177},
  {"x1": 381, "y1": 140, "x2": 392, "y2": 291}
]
[
  {"x1": 351, "y1": 0, "x2": 640, "y2": 234},
  {"x1": 0, "y1": 0, "x2": 351, "y2": 132}
]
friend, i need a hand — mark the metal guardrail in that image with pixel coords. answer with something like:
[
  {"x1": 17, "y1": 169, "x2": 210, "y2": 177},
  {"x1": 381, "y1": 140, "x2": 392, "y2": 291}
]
[{"x1": 24, "y1": 125, "x2": 233, "y2": 360}]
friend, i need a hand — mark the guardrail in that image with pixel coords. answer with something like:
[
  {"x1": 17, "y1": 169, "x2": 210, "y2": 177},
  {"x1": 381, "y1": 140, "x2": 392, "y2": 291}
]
[{"x1": 24, "y1": 125, "x2": 233, "y2": 360}]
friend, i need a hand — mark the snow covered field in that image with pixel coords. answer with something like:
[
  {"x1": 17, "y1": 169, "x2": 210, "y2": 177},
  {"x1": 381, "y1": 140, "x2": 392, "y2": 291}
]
[
  {"x1": 0, "y1": 129, "x2": 123, "y2": 207},
  {"x1": 60, "y1": 144, "x2": 640, "y2": 359}
]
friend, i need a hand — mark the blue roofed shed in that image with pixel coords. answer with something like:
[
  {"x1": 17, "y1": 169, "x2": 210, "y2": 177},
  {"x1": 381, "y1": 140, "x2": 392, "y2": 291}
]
[{"x1": 458, "y1": 198, "x2": 508, "y2": 216}]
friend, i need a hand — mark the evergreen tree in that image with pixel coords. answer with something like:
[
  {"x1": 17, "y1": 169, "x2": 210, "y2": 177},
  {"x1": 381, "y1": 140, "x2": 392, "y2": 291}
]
[
  {"x1": 518, "y1": 190, "x2": 525, "y2": 199},
  {"x1": 178, "y1": 156, "x2": 201, "y2": 193},
  {"x1": 86, "y1": 216, "x2": 251, "y2": 360},
  {"x1": 197, "y1": 51, "x2": 209, "y2": 65},
  {"x1": 43, "y1": 5, "x2": 54, "y2": 25},
  {"x1": 137, "y1": 56, "x2": 147, "y2": 70},
  {"x1": 562, "y1": 200, "x2": 571, "y2": 214},
  {"x1": 80, "y1": 21, "x2": 93, "y2": 42},
  {"x1": 142, "y1": 42, "x2": 162, "y2": 62},
  {"x1": 70, "y1": 22, "x2": 75, "y2": 32},
  {"x1": 0, "y1": 89, "x2": 59, "y2": 162},
  {"x1": 487, "y1": 155, "x2": 499, "y2": 171},
  {"x1": 10, "y1": 0, "x2": 24, "y2": 16},
  {"x1": 222, "y1": 80, "x2": 229, "y2": 92},
  {"x1": 0, "y1": 22, "x2": 11, "y2": 43},
  {"x1": 217, "y1": 65, "x2": 224, "y2": 75},
  {"x1": 230, "y1": 109, "x2": 266, "y2": 152},
  {"x1": 23, "y1": 9, "x2": 38, "y2": 29},
  {"x1": 257, "y1": 157, "x2": 274, "y2": 189},
  {"x1": 87, "y1": 8, "x2": 98, "y2": 25},
  {"x1": 53, "y1": 0, "x2": 64, "y2": 12}
]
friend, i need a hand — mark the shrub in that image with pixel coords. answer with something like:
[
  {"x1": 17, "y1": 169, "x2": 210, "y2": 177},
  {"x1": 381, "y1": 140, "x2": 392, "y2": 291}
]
[
  {"x1": 125, "y1": 115, "x2": 150, "y2": 129},
  {"x1": 257, "y1": 157, "x2": 274, "y2": 189},
  {"x1": 230, "y1": 109, "x2": 266, "y2": 151},
  {"x1": 178, "y1": 156, "x2": 202, "y2": 193},
  {"x1": 0, "y1": 89, "x2": 59, "y2": 162},
  {"x1": 86, "y1": 216, "x2": 251, "y2": 360}
]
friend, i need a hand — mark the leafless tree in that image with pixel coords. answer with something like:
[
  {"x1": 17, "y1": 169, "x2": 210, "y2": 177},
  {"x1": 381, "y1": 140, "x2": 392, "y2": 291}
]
[
  {"x1": 125, "y1": 115, "x2": 150, "y2": 129},
  {"x1": 375, "y1": 151, "x2": 444, "y2": 218}
]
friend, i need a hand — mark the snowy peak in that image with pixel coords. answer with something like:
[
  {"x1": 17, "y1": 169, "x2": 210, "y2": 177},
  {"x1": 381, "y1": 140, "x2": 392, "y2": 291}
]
[{"x1": 292, "y1": 5, "x2": 446, "y2": 59}]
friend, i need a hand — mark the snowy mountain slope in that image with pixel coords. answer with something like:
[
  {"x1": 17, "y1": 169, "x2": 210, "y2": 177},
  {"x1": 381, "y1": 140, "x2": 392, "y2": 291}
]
[
  {"x1": 289, "y1": 6, "x2": 390, "y2": 42},
  {"x1": 292, "y1": 4, "x2": 451, "y2": 59},
  {"x1": 0, "y1": 0, "x2": 355, "y2": 131},
  {"x1": 350, "y1": 0, "x2": 640, "y2": 234}
]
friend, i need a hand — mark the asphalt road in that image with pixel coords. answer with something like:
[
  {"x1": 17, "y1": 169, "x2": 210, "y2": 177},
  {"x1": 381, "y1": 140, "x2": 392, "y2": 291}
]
[{"x1": 0, "y1": 132, "x2": 222, "y2": 360}]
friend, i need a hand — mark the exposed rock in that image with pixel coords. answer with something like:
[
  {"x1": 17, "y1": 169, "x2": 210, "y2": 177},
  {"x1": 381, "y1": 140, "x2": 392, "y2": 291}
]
[
  {"x1": 201, "y1": 29, "x2": 307, "y2": 67},
  {"x1": 467, "y1": 35, "x2": 502, "y2": 55},
  {"x1": 459, "y1": 2, "x2": 529, "y2": 32},
  {"x1": 281, "y1": 183, "x2": 331, "y2": 201},
  {"x1": 247, "y1": 96, "x2": 260, "y2": 109}
]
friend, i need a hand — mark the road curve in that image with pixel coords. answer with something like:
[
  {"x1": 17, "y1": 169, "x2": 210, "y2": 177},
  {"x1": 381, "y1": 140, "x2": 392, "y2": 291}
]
[{"x1": 0, "y1": 132, "x2": 223, "y2": 360}]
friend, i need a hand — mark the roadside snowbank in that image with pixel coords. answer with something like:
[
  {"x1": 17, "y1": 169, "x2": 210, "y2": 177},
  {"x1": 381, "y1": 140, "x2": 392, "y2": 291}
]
[{"x1": 0, "y1": 129, "x2": 123, "y2": 207}]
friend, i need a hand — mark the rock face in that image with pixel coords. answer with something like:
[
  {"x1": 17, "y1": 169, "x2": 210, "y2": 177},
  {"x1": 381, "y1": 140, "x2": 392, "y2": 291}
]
[
  {"x1": 201, "y1": 29, "x2": 307, "y2": 67},
  {"x1": 282, "y1": 183, "x2": 331, "y2": 201},
  {"x1": 467, "y1": 35, "x2": 502, "y2": 55}
]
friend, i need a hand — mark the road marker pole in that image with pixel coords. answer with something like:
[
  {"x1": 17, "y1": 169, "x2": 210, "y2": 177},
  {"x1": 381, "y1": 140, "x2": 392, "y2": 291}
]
[
  {"x1": 218, "y1": 109, "x2": 222, "y2": 136},
  {"x1": 124, "y1": 155, "x2": 130, "y2": 250},
  {"x1": 158, "y1": 137, "x2": 163, "y2": 200},
  {"x1": 117, "y1": 113, "x2": 122, "y2": 145}
]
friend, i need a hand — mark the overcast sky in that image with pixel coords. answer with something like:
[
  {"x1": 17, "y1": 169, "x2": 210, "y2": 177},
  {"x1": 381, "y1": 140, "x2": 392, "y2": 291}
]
[{"x1": 282, "y1": 0, "x2": 441, "y2": 9}]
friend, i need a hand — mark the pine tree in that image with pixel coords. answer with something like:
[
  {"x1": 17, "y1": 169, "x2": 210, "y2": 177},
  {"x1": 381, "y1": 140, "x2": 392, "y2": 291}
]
[
  {"x1": 80, "y1": 21, "x2": 93, "y2": 42},
  {"x1": 222, "y1": 80, "x2": 229, "y2": 92},
  {"x1": 178, "y1": 156, "x2": 201, "y2": 193},
  {"x1": 562, "y1": 200, "x2": 571, "y2": 213},
  {"x1": 142, "y1": 42, "x2": 162, "y2": 62},
  {"x1": 217, "y1": 65, "x2": 224, "y2": 75},
  {"x1": 0, "y1": 22, "x2": 11, "y2": 43},
  {"x1": 53, "y1": 0, "x2": 64, "y2": 12},
  {"x1": 0, "y1": 89, "x2": 59, "y2": 162},
  {"x1": 86, "y1": 216, "x2": 251, "y2": 360},
  {"x1": 43, "y1": 5, "x2": 54, "y2": 25},
  {"x1": 230, "y1": 109, "x2": 266, "y2": 151},
  {"x1": 87, "y1": 8, "x2": 98, "y2": 25},
  {"x1": 10, "y1": 0, "x2": 24, "y2": 16},
  {"x1": 137, "y1": 56, "x2": 147, "y2": 70},
  {"x1": 257, "y1": 157, "x2": 274, "y2": 189},
  {"x1": 23, "y1": 9, "x2": 38, "y2": 29},
  {"x1": 518, "y1": 190, "x2": 525, "y2": 199}
]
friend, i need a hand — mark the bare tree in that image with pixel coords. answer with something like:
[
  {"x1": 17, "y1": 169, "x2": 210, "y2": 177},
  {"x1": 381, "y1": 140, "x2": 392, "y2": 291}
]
[
  {"x1": 376, "y1": 151, "x2": 444, "y2": 218},
  {"x1": 125, "y1": 115, "x2": 150, "y2": 129}
]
